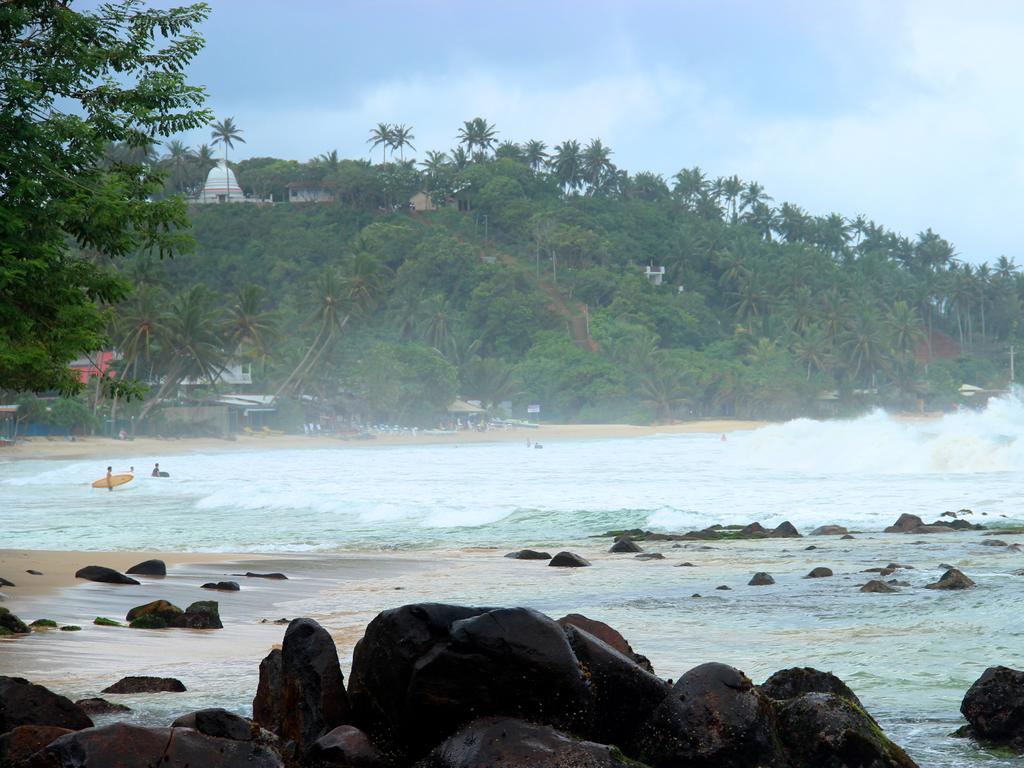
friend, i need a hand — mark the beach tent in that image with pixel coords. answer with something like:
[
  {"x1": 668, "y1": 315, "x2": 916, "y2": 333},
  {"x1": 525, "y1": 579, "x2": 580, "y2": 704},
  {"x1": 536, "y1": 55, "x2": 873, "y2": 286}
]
[{"x1": 447, "y1": 399, "x2": 486, "y2": 414}]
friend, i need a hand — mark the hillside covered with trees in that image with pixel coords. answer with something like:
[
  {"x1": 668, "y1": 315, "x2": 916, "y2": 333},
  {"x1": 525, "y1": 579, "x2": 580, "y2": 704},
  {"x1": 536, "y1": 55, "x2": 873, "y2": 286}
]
[{"x1": 32, "y1": 117, "x2": 1024, "y2": 431}]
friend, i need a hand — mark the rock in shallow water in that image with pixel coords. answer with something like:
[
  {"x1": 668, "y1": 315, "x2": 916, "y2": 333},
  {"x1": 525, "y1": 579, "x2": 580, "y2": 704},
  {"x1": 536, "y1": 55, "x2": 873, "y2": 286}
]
[
  {"x1": 925, "y1": 568, "x2": 976, "y2": 590},
  {"x1": 810, "y1": 525, "x2": 849, "y2": 536},
  {"x1": 609, "y1": 538, "x2": 641, "y2": 553},
  {"x1": 201, "y1": 580, "x2": 240, "y2": 591},
  {"x1": 960, "y1": 665, "x2": 1024, "y2": 752},
  {"x1": 861, "y1": 579, "x2": 898, "y2": 593},
  {"x1": 748, "y1": 571, "x2": 775, "y2": 586},
  {"x1": 73, "y1": 566, "x2": 139, "y2": 585},
  {"x1": 101, "y1": 676, "x2": 186, "y2": 694},
  {"x1": 125, "y1": 559, "x2": 165, "y2": 576},
  {"x1": 548, "y1": 551, "x2": 591, "y2": 567},
  {"x1": 74, "y1": 698, "x2": 130, "y2": 715},
  {"x1": 805, "y1": 567, "x2": 833, "y2": 578},
  {"x1": 0, "y1": 677, "x2": 92, "y2": 732},
  {"x1": 503, "y1": 549, "x2": 551, "y2": 560}
]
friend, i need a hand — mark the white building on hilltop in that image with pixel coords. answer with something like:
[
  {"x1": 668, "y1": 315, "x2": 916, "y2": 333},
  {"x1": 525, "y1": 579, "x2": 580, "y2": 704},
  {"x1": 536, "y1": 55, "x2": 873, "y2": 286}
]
[{"x1": 194, "y1": 160, "x2": 247, "y2": 204}]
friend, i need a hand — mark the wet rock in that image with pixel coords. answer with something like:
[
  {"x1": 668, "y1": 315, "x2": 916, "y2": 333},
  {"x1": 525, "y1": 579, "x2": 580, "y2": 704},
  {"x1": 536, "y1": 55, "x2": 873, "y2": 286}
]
[
  {"x1": 634, "y1": 552, "x2": 664, "y2": 560},
  {"x1": 738, "y1": 522, "x2": 768, "y2": 538},
  {"x1": 307, "y1": 725, "x2": 385, "y2": 767},
  {"x1": 716, "y1": 584, "x2": 732, "y2": 590},
  {"x1": 101, "y1": 676, "x2": 186, "y2": 694},
  {"x1": 805, "y1": 567, "x2": 833, "y2": 578},
  {"x1": 170, "y1": 708, "x2": 253, "y2": 741},
  {"x1": 0, "y1": 576, "x2": 15, "y2": 587},
  {"x1": 26, "y1": 570, "x2": 42, "y2": 576},
  {"x1": 0, "y1": 725, "x2": 72, "y2": 765},
  {"x1": 0, "y1": 677, "x2": 93, "y2": 731},
  {"x1": 860, "y1": 579, "x2": 897, "y2": 593},
  {"x1": 841, "y1": 534, "x2": 856, "y2": 539},
  {"x1": 925, "y1": 568, "x2": 976, "y2": 590},
  {"x1": 175, "y1": 600, "x2": 222, "y2": 629},
  {"x1": 202, "y1": 581, "x2": 240, "y2": 591},
  {"x1": 503, "y1": 549, "x2": 551, "y2": 560},
  {"x1": 885, "y1": 513, "x2": 924, "y2": 533},
  {"x1": 548, "y1": 551, "x2": 591, "y2": 567},
  {"x1": 418, "y1": 717, "x2": 634, "y2": 768},
  {"x1": 748, "y1": 572, "x2": 775, "y2": 586},
  {"x1": 349, "y1": 605, "x2": 590, "y2": 759},
  {"x1": 125, "y1": 599, "x2": 182, "y2": 627},
  {"x1": 810, "y1": 525, "x2": 849, "y2": 536},
  {"x1": 562, "y1": 624, "x2": 669, "y2": 748},
  {"x1": 888, "y1": 580, "x2": 911, "y2": 587},
  {"x1": 253, "y1": 618, "x2": 349, "y2": 753},
  {"x1": 960, "y1": 665, "x2": 1024, "y2": 751},
  {"x1": 770, "y1": 520, "x2": 802, "y2": 538},
  {"x1": 804, "y1": 545, "x2": 817, "y2": 550},
  {"x1": 23, "y1": 722, "x2": 284, "y2": 768},
  {"x1": 242, "y1": 572, "x2": 288, "y2": 579},
  {"x1": 759, "y1": 667, "x2": 863, "y2": 708},
  {"x1": 74, "y1": 698, "x2": 130, "y2": 715},
  {"x1": 609, "y1": 539, "x2": 641, "y2": 553},
  {"x1": 29, "y1": 619, "x2": 56, "y2": 629},
  {"x1": 914, "y1": 524, "x2": 956, "y2": 534},
  {"x1": 675, "y1": 561, "x2": 696, "y2": 567},
  {"x1": 73, "y1": 565, "x2": 139, "y2": 585},
  {"x1": 982, "y1": 539, "x2": 1008, "y2": 547},
  {"x1": 776, "y1": 692, "x2": 918, "y2": 767},
  {"x1": 557, "y1": 613, "x2": 655, "y2": 673},
  {"x1": 125, "y1": 559, "x2": 165, "y2": 577},
  {"x1": 634, "y1": 662, "x2": 781, "y2": 768},
  {"x1": 887, "y1": 562, "x2": 914, "y2": 570},
  {"x1": 0, "y1": 607, "x2": 29, "y2": 634}
]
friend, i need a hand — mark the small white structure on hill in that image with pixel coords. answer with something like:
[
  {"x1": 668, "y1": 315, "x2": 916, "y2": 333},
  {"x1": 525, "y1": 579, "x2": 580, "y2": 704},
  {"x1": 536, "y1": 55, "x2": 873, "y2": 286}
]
[
  {"x1": 644, "y1": 264, "x2": 666, "y2": 285},
  {"x1": 288, "y1": 182, "x2": 334, "y2": 203},
  {"x1": 195, "y1": 160, "x2": 246, "y2": 204}
]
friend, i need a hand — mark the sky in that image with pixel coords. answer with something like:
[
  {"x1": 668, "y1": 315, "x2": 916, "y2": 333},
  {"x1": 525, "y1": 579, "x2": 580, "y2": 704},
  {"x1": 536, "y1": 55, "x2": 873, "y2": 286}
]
[{"x1": 158, "y1": 0, "x2": 1024, "y2": 262}]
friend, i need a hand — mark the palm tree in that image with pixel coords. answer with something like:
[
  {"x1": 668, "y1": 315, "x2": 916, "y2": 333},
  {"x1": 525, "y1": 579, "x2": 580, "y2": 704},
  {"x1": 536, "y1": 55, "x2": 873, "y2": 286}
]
[
  {"x1": 995, "y1": 255, "x2": 1018, "y2": 280},
  {"x1": 495, "y1": 140, "x2": 524, "y2": 161},
  {"x1": 210, "y1": 117, "x2": 245, "y2": 189},
  {"x1": 551, "y1": 140, "x2": 583, "y2": 194},
  {"x1": 456, "y1": 117, "x2": 498, "y2": 160},
  {"x1": 672, "y1": 167, "x2": 710, "y2": 209},
  {"x1": 581, "y1": 138, "x2": 614, "y2": 195},
  {"x1": 161, "y1": 140, "x2": 195, "y2": 194},
  {"x1": 523, "y1": 139, "x2": 548, "y2": 171},
  {"x1": 791, "y1": 326, "x2": 832, "y2": 380},
  {"x1": 449, "y1": 146, "x2": 470, "y2": 171},
  {"x1": 317, "y1": 150, "x2": 340, "y2": 171},
  {"x1": 416, "y1": 293, "x2": 455, "y2": 353},
  {"x1": 368, "y1": 123, "x2": 394, "y2": 164},
  {"x1": 720, "y1": 174, "x2": 743, "y2": 220},
  {"x1": 739, "y1": 181, "x2": 772, "y2": 214},
  {"x1": 228, "y1": 285, "x2": 279, "y2": 361},
  {"x1": 390, "y1": 124, "x2": 415, "y2": 161}
]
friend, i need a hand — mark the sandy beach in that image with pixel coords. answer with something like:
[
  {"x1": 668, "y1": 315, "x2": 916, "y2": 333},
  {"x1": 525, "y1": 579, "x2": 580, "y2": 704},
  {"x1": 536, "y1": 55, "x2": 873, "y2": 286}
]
[{"x1": 0, "y1": 420, "x2": 768, "y2": 462}]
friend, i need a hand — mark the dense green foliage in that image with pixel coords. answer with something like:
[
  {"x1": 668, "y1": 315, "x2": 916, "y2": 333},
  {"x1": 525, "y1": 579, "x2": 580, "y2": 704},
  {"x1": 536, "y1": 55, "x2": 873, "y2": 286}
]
[
  {"x1": 92, "y1": 118, "x2": 1023, "y2": 426},
  {"x1": 0, "y1": 0, "x2": 211, "y2": 394}
]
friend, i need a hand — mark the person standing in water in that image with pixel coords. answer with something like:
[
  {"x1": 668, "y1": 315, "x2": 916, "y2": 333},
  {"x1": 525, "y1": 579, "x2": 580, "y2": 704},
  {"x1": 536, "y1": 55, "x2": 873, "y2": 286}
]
[
  {"x1": 105, "y1": 466, "x2": 113, "y2": 491},
  {"x1": 151, "y1": 462, "x2": 161, "y2": 477}
]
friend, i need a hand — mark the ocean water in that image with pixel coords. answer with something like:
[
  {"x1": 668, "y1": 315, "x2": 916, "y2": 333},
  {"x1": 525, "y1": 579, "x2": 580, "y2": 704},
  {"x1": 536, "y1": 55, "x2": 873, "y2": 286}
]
[{"x1": 3, "y1": 397, "x2": 1024, "y2": 766}]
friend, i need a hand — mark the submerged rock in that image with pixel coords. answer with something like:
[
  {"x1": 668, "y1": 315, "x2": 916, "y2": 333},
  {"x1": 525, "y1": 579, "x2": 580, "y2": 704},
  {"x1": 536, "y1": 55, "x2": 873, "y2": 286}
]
[
  {"x1": 960, "y1": 665, "x2": 1024, "y2": 752},
  {"x1": 201, "y1": 580, "x2": 240, "y2": 591},
  {"x1": 634, "y1": 552, "x2": 664, "y2": 560},
  {"x1": 503, "y1": 549, "x2": 551, "y2": 560},
  {"x1": 74, "y1": 566, "x2": 139, "y2": 585},
  {"x1": 609, "y1": 538, "x2": 641, "y2": 553},
  {"x1": 805, "y1": 567, "x2": 833, "y2": 578},
  {"x1": 74, "y1": 698, "x2": 131, "y2": 715},
  {"x1": 810, "y1": 525, "x2": 849, "y2": 536},
  {"x1": 925, "y1": 568, "x2": 976, "y2": 590},
  {"x1": 101, "y1": 676, "x2": 186, "y2": 694},
  {"x1": 548, "y1": 551, "x2": 591, "y2": 567},
  {"x1": 861, "y1": 579, "x2": 898, "y2": 593},
  {"x1": 748, "y1": 572, "x2": 775, "y2": 586}
]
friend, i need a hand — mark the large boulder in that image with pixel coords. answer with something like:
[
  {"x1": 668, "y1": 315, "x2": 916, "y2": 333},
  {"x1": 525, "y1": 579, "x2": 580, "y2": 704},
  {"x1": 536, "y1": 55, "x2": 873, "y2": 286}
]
[
  {"x1": 125, "y1": 599, "x2": 222, "y2": 629},
  {"x1": 306, "y1": 725, "x2": 386, "y2": 767},
  {"x1": 609, "y1": 539, "x2": 641, "y2": 553},
  {"x1": 925, "y1": 568, "x2": 976, "y2": 590},
  {"x1": 202, "y1": 581, "x2": 240, "y2": 591},
  {"x1": 253, "y1": 618, "x2": 349, "y2": 754},
  {"x1": 101, "y1": 676, "x2": 185, "y2": 694},
  {"x1": 805, "y1": 567, "x2": 834, "y2": 579},
  {"x1": 960, "y1": 665, "x2": 1024, "y2": 751},
  {"x1": 0, "y1": 677, "x2": 92, "y2": 732},
  {"x1": 760, "y1": 667, "x2": 863, "y2": 709},
  {"x1": 175, "y1": 600, "x2": 222, "y2": 629},
  {"x1": 125, "y1": 559, "x2": 166, "y2": 577},
  {"x1": 0, "y1": 726, "x2": 71, "y2": 765},
  {"x1": 769, "y1": 521, "x2": 802, "y2": 538},
  {"x1": 417, "y1": 717, "x2": 636, "y2": 768},
  {"x1": 348, "y1": 603, "x2": 490, "y2": 750},
  {"x1": 548, "y1": 551, "x2": 591, "y2": 567},
  {"x1": 74, "y1": 566, "x2": 139, "y2": 585},
  {"x1": 562, "y1": 624, "x2": 669, "y2": 749},
  {"x1": 125, "y1": 599, "x2": 182, "y2": 627},
  {"x1": 860, "y1": 580, "x2": 898, "y2": 593},
  {"x1": 349, "y1": 605, "x2": 591, "y2": 759},
  {"x1": 748, "y1": 572, "x2": 775, "y2": 586},
  {"x1": 810, "y1": 525, "x2": 849, "y2": 536},
  {"x1": 884, "y1": 514, "x2": 924, "y2": 533},
  {"x1": 557, "y1": 613, "x2": 654, "y2": 673},
  {"x1": 633, "y1": 662, "x2": 781, "y2": 768},
  {"x1": 20, "y1": 722, "x2": 284, "y2": 768},
  {"x1": 775, "y1": 692, "x2": 918, "y2": 767},
  {"x1": 170, "y1": 708, "x2": 253, "y2": 741}
]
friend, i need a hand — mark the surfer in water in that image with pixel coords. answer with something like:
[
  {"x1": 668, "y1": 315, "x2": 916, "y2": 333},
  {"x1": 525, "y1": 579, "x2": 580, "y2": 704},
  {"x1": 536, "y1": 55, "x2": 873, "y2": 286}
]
[
  {"x1": 151, "y1": 462, "x2": 161, "y2": 477},
  {"x1": 105, "y1": 466, "x2": 113, "y2": 491}
]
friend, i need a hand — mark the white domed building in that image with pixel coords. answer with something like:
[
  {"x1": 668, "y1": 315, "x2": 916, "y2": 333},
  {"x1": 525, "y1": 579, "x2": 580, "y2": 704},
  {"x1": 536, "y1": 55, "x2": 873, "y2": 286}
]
[{"x1": 195, "y1": 160, "x2": 246, "y2": 203}]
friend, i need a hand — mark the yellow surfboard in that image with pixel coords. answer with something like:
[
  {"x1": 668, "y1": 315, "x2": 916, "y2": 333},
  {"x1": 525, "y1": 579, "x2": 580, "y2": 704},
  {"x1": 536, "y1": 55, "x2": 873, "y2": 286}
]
[{"x1": 91, "y1": 474, "x2": 133, "y2": 489}]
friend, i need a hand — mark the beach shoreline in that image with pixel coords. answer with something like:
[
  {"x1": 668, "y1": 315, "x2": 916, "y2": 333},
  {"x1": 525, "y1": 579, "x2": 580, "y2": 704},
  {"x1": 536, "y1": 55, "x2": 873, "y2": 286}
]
[{"x1": 0, "y1": 419, "x2": 770, "y2": 462}]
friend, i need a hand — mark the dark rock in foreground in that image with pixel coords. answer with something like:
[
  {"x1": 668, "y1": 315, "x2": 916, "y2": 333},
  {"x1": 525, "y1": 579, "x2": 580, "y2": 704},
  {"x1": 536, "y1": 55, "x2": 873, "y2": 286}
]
[
  {"x1": 760, "y1": 666, "x2": 863, "y2": 708},
  {"x1": 125, "y1": 598, "x2": 222, "y2": 628},
  {"x1": 609, "y1": 538, "x2": 641, "y2": 553},
  {"x1": 418, "y1": 717, "x2": 635, "y2": 768},
  {"x1": 125, "y1": 559, "x2": 165, "y2": 577},
  {"x1": 253, "y1": 617, "x2": 349, "y2": 753},
  {"x1": 503, "y1": 549, "x2": 551, "y2": 560},
  {"x1": 548, "y1": 551, "x2": 591, "y2": 567},
  {"x1": 770, "y1": 520, "x2": 802, "y2": 538},
  {"x1": 776, "y1": 692, "x2": 918, "y2": 767},
  {"x1": 170, "y1": 708, "x2": 253, "y2": 741},
  {"x1": 0, "y1": 576, "x2": 15, "y2": 587},
  {"x1": 0, "y1": 677, "x2": 93, "y2": 733},
  {"x1": 0, "y1": 725, "x2": 72, "y2": 765},
  {"x1": 101, "y1": 676, "x2": 186, "y2": 694},
  {"x1": 201, "y1": 581, "x2": 239, "y2": 593},
  {"x1": 805, "y1": 567, "x2": 833, "y2": 578},
  {"x1": 307, "y1": 725, "x2": 385, "y2": 767},
  {"x1": 74, "y1": 698, "x2": 130, "y2": 715},
  {"x1": 21, "y1": 722, "x2": 284, "y2": 768},
  {"x1": 960, "y1": 665, "x2": 1024, "y2": 752},
  {"x1": 0, "y1": 607, "x2": 29, "y2": 635},
  {"x1": 73, "y1": 566, "x2": 139, "y2": 585},
  {"x1": 557, "y1": 613, "x2": 654, "y2": 672},
  {"x1": 748, "y1": 571, "x2": 775, "y2": 586},
  {"x1": 634, "y1": 662, "x2": 781, "y2": 768},
  {"x1": 925, "y1": 568, "x2": 976, "y2": 590}
]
